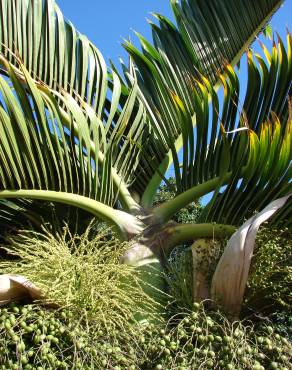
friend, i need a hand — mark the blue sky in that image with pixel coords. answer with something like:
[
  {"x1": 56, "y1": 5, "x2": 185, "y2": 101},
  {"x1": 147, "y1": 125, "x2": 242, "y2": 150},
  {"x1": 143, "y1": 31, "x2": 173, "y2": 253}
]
[
  {"x1": 57, "y1": 1, "x2": 173, "y2": 64},
  {"x1": 57, "y1": 0, "x2": 291, "y2": 66}
]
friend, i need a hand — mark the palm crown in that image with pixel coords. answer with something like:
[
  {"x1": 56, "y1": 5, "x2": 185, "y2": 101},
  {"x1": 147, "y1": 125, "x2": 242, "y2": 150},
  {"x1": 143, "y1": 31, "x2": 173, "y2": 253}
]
[{"x1": 0, "y1": 0, "x2": 291, "y2": 316}]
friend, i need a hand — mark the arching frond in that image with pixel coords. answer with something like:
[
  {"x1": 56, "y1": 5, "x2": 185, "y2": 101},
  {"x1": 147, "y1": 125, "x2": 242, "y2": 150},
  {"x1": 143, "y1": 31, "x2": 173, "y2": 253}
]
[
  {"x1": 0, "y1": 0, "x2": 112, "y2": 119},
  {"x1": 0, "y1": 0, "x2": 290, "y2": 231},
  {"x1": 0, "y1": 0, "x2": 149, "y2": 214},
  {"x1": 152, "y1": 34, "x2": 292, "y2": 226},
  {"x1": 122, "y1": 0, "x2": 285, "y2": 205},
  {"x1": 0, "y1": 55, "x2": 151, "y2": 240},
  {"x1": 198, "y1": 37, "x2": 292, "y2": 225},
  {"x1": 170, "y1": 0, "x2": 284, "y2": 84}
]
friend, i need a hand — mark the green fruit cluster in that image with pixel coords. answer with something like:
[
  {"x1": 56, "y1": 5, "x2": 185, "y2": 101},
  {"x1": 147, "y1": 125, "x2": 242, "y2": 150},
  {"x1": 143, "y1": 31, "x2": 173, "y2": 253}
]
[
  {"x1": 0, "y1": 303, "x2": 91, "y2": 369},
  {"x1": 138, "y1": 303, "x2": 292, "y2": 370},
  {"x1": 245, "y1": 227, "x2": 291, "y2": 313},
  {"x1": 0, "y1": 302, "x2": 291, "y2": 369},
  {"x1": 0, "y1": 303, "x2": 141, "y2": 369}
]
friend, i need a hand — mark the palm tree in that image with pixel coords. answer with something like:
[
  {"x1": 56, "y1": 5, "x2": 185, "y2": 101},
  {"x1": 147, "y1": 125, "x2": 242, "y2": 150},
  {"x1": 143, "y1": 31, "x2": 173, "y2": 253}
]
[{"x1": 0, "y1": 0, "x2": 291, "y2": 316}]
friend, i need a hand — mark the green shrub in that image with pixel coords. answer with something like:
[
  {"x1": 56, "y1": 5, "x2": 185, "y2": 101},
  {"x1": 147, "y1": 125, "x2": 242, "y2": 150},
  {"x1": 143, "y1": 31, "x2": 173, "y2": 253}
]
[
  {"x1": 158, "y1": 223, "x2": 292, "y2": 369},
  {"x1": 165, "y1": 223, "x2": 291, "y2": 316},
  {"x1": 165, "y1": 238, "x2": 226, "y2": 314},
  {"x1": 165, "y1": 248, "x2": 193, "y2": 312}
]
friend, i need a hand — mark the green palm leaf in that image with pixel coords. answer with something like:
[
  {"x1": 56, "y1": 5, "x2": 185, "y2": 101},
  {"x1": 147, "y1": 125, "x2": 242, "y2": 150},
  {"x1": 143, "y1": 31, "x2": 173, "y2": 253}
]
[
  {"x1": 0, "y1": 0, "x2": 147, "y2": 212},
  {"x1": 0, "y1": 58, "x2": 102, "y2": 197},
  {"x1": 0, "y1": 0, "x2": 108, "y2": 116},
  {"x1": 170, "y1": 0, "x2": 284, "y2": 84},
  {"x1": 198, "y1": 37, "x2": 292, "y2": 225},
  {"x1": 152, "y1": 34, "x2": 292, "y2": 226},
  {"x1": 0, "y1": 55, "x2": 148, "y2": 237},
  {"x1": 0, "y1": 0, "x2": 290, "y2": 233},
  {"x1": 123, "y1": 0, "x2": 285, "y2": 205}
]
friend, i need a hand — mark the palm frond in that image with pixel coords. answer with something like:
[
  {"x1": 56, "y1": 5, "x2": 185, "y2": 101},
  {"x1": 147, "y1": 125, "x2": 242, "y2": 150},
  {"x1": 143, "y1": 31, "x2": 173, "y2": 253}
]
[
  {"x1": 0, "y1": 0, "x2": 107, "y2": 118},
  {"x1": 0, "y1": 199, "x2": 92, "y2": 238},
  {"x1": 0, "y1": 0, "x2": 147, "y2": 212},
  {"x1": 122, "y1": 0, "x2": 285, "y2": 205},
  {"x1": 170, "y1": 0, "x2": 284, "y2": 84},
  {"x1": 152, "y1": 34, "x2": 292, "y2": 226},
  {"x1": 0, "y1": 56, "x2": 146, "y2": 222},
  {"x1": 199, "y1": 36, "x2": 292, "y2": 225}
]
